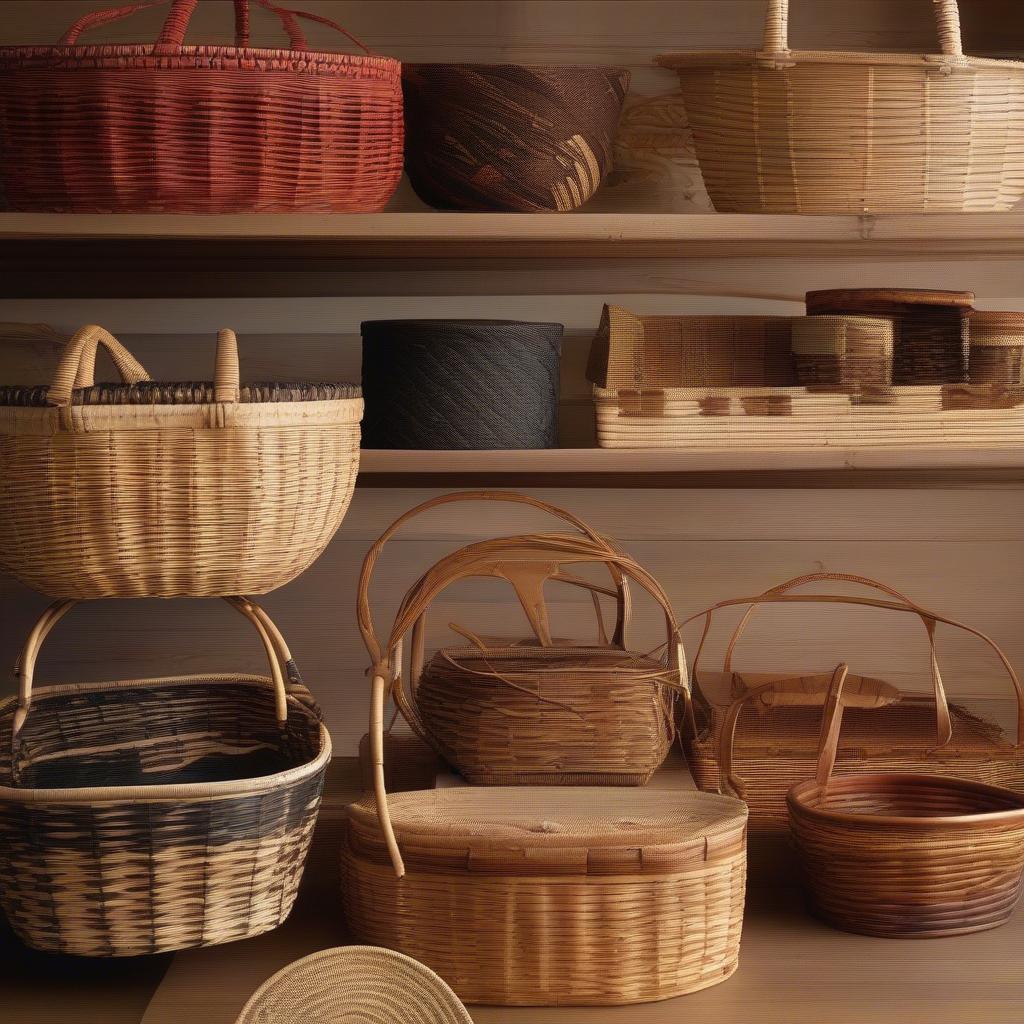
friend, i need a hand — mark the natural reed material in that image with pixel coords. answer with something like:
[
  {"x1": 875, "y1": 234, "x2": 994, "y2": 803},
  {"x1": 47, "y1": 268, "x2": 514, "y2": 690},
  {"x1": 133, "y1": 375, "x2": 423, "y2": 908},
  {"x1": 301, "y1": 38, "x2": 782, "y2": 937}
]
[
  {"x1": 788, "y1": 664, "x2": 1024, "y2": 938},
  {"x1": 0, "y1": 324, "x2": 362, "y2": 599},
  {"x1": 969, "y1": 311, "x2": 1024, "y2": 385},
  {"x1": 235, "y1": 946, "x2": 474, "y2": 1024},
  {"x1": 357, "y1": 492, "x2": 681, "y2": 786},
  {"x1": 0, "y1": 0, "x2": 403, "y2": 213},
  {"x1": 685, "y1": 572, "x2": 1024, "y2": 836},
  {"x1": 658, "y1": 0, "x2": 1024, "y2": 213},
  {"x1": 806, "y1": 289, "x2": 973, "y2": 385},
  {"x1": 0, "y1": 597, "x2": 331, "y2": 957},
  {"x1": 360, "y1": 320, "x2": 563, "y2": 450},
  {"x1": 402, "y1": 64, "x2": 629, "y2": 212},
  {"x1": 792, "y1": 316, "x2": 895, "y2": 387},
  {"x1": 342, "y1": 786, "x2": 747, "y2": 1005}
]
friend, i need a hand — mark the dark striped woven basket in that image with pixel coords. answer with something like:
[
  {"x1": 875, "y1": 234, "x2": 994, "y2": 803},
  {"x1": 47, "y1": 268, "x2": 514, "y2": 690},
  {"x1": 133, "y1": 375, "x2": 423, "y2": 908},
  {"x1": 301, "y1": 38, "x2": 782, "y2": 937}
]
[{"x1": 361, "y1": 320, "x2": 563, "y2": 450}]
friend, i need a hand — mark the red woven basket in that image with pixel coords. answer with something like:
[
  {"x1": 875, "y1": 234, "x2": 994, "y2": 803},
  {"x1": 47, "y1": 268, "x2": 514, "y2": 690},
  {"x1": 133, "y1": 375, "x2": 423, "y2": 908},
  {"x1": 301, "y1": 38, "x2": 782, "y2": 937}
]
[{"x1": 0, "y1": 0, "x2": 403, "y2": 213}]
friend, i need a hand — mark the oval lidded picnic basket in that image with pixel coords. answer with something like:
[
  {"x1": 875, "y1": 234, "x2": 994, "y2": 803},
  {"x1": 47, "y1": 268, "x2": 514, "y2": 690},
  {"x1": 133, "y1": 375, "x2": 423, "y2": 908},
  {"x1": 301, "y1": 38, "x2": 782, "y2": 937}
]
[
  {"x1": 788, "y1": 664, "x2": 1024, "y2": 938},
  {"x1": 0, "y1": 597, "x2": 331, "y2": 956},
  {"x1": 357, "y1": 492, "x2": 682, "y2": 786},
  {"x1": 0, "y1": 325, "x2": 362, "y2": 599},
  {"x1": 0, "y1": 0, "x2": 404, "y2": 213},
  {"x1": 657, "y1": 0, "x2": 1024, "y2": 213}
]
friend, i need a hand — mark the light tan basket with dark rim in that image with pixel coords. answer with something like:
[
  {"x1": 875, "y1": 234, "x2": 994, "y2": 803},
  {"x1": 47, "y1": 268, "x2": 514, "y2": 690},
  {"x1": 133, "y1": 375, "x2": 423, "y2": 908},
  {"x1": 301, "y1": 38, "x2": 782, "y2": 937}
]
[
  {"x1": 0, "y1": 597, "x2": 331, "y2": 956},
  {"x1": 658, "y1": 0, "x2": 1024, "y2": 214},
  {"x1": 356, "y1": 491, "x2": 682, "y2": 786},
  {"x1": 0, "y1": 324, "x2": 362, "y2": 599},
  {"x1": 969, "y1": 312, "x2": 1024, "y2": 385},
  {"x1": 235, "y1": 946, "x2": 474, "y2": 1024},
  {"x1": 684, "y1": 572, "x2": 1024, "y2": 836},
  {"x1": 788, "y1": 664, "x2": 1024, "y2": 938}
]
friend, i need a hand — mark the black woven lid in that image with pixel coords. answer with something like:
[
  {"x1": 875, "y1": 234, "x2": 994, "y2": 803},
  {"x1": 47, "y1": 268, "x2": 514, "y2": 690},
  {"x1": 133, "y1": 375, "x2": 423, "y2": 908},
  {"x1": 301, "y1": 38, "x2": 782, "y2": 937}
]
[
  {"x1": 361, "y1": 319, "x2": 564, "y2": 336},
  {"x1": 0, "y1": 381, "x2": 360, "y2": 408}
]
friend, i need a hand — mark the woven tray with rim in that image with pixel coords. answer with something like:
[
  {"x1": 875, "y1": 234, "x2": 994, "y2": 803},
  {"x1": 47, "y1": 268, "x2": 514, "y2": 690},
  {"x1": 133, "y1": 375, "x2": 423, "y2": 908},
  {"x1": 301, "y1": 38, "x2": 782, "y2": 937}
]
[
  {"x1": 0, "y1": 324, "x2": 362, "y2": 599},
  {"x1": 684, "y1": 572, "x2": 1024, "y2": 836},
  {"x1": 0, "y1": 0, "x2": 403, "y2": 213}
]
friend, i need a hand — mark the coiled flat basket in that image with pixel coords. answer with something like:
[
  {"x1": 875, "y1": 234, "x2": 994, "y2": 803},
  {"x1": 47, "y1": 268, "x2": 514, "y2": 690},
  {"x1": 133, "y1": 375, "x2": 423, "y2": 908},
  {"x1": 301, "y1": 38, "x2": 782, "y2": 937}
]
[
  {"x1": 0, "y1": 325, "x2": 362, "y2": 598},
  {"x1": 235, "y1": 946, "x2": 474, "y2": 1024},
  {"x1": 658, "y1": 0, "x2": 1024, "y2": 213},
  {"x1": 788, "y1": 665, "x2": 1024, "y2": 938}
]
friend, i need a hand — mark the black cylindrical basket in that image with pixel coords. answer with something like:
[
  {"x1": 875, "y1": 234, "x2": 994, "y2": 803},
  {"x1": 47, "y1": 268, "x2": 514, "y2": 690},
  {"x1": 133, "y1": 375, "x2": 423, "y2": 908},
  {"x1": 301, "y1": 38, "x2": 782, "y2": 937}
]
[{"x1": 361, "y1": 319, "x2": 563, "y2": 450}]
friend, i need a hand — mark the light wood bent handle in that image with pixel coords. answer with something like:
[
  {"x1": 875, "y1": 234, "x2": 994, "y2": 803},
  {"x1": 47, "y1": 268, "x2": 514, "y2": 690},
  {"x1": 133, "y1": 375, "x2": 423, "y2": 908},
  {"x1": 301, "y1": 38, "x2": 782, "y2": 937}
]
[
  {"x1": 371, "y1": 673, "x2": 405, "y2": 877},
  {"x1": 49, "y1": 325, "x2": 151, "y2": 407},
  {"x1": 762, "y1": 0, "x2": 789, "y2": 54},
  {"x1": 214, "y1": 328, "x2": 242, "y2": 404},
  {"x1": 934, "y1": 0, "x2": 964, "y2": 57},
  {"x1": 815, "y1": 664, "x2": 852, "y2": 788}
]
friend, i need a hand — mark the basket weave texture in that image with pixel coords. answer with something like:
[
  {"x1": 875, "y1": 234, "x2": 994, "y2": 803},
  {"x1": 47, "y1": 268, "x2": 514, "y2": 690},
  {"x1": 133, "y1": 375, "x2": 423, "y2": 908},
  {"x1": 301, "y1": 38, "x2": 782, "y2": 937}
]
[
  {"x1": 0, "y1": 325, "x2": 362, "y2": 599},
  {"x1": 0, "y1": 597, "x2": 331, "y2": 956},
  {"x1": 0, "y1": 0, "x2": 403, "y2": 213},
  {"x1": 969, "y1": 311, "x2": 1024, "y2": 385},
  {"x1": 235, "y1": 946, "x2": 474, "y2": 1024},
  {"x1": 788, "y1": 664, "x2": 1024, "y2": 938},
  {"x1": 361, "y1": 320, "x2": 562, "y2": 450},
  {"x1": 685, "y1": 572, "x2": 1024, "y2": 836},
  {"x1": 402, "y1": 63, "x2": 629, "y2": 212},
  {"x1": 658, "y1": 0, "x2": 1024, "y2": 213}
]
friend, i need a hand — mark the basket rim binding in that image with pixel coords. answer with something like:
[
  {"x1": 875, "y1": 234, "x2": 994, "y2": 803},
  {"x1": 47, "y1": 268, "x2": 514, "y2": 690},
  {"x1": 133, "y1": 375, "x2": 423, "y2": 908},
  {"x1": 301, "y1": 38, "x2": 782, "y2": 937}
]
[{"x1": 0, "y1": 596, "x2": 331, "y2": 804}]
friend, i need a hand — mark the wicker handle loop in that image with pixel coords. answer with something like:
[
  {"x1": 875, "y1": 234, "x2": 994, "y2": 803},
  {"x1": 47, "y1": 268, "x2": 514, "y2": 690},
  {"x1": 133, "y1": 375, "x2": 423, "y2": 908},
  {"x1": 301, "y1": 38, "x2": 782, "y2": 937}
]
[
  {"x1": 48, "y1": 325, "x2": 152, "y2": 409},
  {"x1": 255, "y1": 0, "x2": 373, "y2": 54},
  {"x1": 214, "y1": 328, "x2": 242, "y2": 404},
  {"x1": 814, "y1": 663, "x2": 853, "y2": 788},
  {"x1": 60, "y1": 0, "x2": 171, "y2": 45}
]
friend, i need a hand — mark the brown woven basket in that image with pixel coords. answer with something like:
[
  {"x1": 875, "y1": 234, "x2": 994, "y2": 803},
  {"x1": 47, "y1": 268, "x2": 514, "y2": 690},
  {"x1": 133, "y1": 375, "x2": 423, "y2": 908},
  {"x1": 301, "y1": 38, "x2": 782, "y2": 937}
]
[
  {"x1": 969, "y1": 311, "x2": 1024, "y2": 385},
  {"x1": 658, "y1": 0, "x2": 1024, "y2": 213},
  {"x1": 685, "y1": 572, "x2": 1024, "y2": 836},
  {"x1": 0, "y1": 0, "x2": 403, "y2": 213},
  {"x1": 0, "y1": 597, "x2": 331, "y2": 956},
  {"x1": 788, "y1": 664, "x2": 1024, "y2": 938},
  {"x1": 357, "y1": 492, "x2": 682, "y2": 786},
  {"x1": 0, "y1": 324, "x2": 362, "y2": 599},
  {"x1": 792, "y1": 316, "x2": 895, "y2": 387}
]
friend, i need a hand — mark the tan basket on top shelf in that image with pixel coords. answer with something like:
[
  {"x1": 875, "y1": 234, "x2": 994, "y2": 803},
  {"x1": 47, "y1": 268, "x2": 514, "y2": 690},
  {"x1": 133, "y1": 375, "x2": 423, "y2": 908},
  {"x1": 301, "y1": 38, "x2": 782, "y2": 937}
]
[
  {"x1": 356, "y1": 491, "x2": 681, "y2": 786},
  {"x1": 0, "y1": 325, "x2": 362, "y2": 599},
  {"x1": 684, "y1": 572, "x2": 1024, "y2": 836},
  {"x1": 969, "y1": 312, "x2": 1024, "y2": 385},
  {"x1": 658, "y1": 0, "x2": 1024, "y2": 213}
]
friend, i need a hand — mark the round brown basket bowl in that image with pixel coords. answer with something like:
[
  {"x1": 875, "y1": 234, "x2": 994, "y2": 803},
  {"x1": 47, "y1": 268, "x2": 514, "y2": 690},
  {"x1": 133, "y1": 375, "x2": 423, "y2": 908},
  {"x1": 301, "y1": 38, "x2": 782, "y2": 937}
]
[
  {"x1": 787, "y1": 773, "x2": 1024, "y2": 939},
  {"x1": 401, "y1": 63, "x2": 630, "y2": 212}
]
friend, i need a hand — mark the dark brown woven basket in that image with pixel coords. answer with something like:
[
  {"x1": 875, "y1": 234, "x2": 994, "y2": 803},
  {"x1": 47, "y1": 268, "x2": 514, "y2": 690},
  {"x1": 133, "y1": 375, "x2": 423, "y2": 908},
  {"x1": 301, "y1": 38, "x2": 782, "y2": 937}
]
[{"x1": 402, "y1": 63, "x2": 629, "y2": 212}]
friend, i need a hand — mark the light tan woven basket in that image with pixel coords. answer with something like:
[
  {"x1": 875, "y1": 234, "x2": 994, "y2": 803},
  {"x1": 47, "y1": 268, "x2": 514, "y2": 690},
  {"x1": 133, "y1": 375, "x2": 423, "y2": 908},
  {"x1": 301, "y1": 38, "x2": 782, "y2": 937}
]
[
  {"x1": 684, "y1": 572, "x2": 1024, "y2": 836},
  {"x1": 788, "y1": 664, "x2": 1024, "y2": 938},
  {"x1": 658, "y1": 0, "x2": 1024, "y2": 213},
  {"x1": 0, "y1": 324, "x2": 362, "y2": 599},
  {"x1": 235, "y1": 946, "x2": 474, "y2": 1024},
  {"x1": 969, "y1": 311, "x2": 1024, "y2": 385},
  {"x1": 357, "y1": 491, "x2": 682, "y2": 786},
  {"x1": 0, "y1": 596, "x2": 331, "y2": 956}
]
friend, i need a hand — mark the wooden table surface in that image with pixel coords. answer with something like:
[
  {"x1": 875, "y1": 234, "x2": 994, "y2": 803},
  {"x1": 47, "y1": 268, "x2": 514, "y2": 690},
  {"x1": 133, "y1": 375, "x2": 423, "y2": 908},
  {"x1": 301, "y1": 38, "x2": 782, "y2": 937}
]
[{"x1": 6, "y1": 763, "x2": 1024, "y2": 1024}]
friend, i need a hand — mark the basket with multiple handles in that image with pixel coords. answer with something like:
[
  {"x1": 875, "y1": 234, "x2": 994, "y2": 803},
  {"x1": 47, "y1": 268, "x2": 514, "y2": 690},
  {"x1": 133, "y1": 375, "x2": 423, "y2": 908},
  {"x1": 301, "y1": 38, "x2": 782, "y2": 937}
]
[
  {"x1": 0, "y1": 596, "x2": 331, "y2": 956},
  {"x1": 0, "y1": 0, "x2": 404, "y2": 212},
  {"x1": 658, "y1": 0, "x2": 1024, "y2": 213},
  {"x1": 0, "y1": 324, "x2": 362, "y2": 599},
  {"x1": 357, "y1": 491, "x2": 685, "y2": 794},
  {"x1": 684, "y1": 572, "x2": 1024, "y2": 835}
]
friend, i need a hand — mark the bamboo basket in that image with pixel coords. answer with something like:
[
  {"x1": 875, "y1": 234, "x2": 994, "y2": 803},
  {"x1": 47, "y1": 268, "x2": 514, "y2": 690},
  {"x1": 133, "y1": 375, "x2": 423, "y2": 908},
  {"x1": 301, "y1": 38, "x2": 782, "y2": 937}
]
[
  {"x1": 235, "y1": 946, "x2": 474, "y2": 1024},
  {"x1": 792, "y1": 316, "x2": 894, "y2": 387},
  {"x1": 685, "y1": 572, "x2": 1024, "y2": 836},
  {"x1": 0, "y1": 0, "x2": 404, "y2": 213},
  {"x1": 788, "y1": 664, "x2": 1024, "y2": 938},
  {"x1": 969, "y1": 312, "x2": 1024, "y2": 385},
  {"x1": 0, "y1": 597, "x2": 331, "y2": 956},
  {"x1": 357, "y1": 492, "x2": 681, "y2": 785},
  {"x1": 657, "y1": 0, "x2": 1024, "y2": 214},
  {"x1": 0, "y1": 324, "x2": 362, "y2": 599}
]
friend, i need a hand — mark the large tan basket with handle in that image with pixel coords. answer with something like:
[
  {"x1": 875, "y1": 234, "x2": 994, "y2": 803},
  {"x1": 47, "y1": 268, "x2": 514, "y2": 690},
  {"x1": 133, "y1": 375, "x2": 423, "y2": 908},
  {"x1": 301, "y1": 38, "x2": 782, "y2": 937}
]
[
  {"x1": 658, "y1": 0, "x2": 1024, "y2": 213},
  {"x1": 356, "y1": 491, "x2": 681, "y2": 785},
  {"x1": 684, "y1": 572, "x2": 1024, "y2": 836},
  {"x1": 0, "y1": 325, "x2": 362, "y2": 598},
  {"x1": 788, "y1": 664, "x2": 1024, "y2": 938},
  {"x1": 0, "y1": 597, "x2": 330, "y2": 956}
]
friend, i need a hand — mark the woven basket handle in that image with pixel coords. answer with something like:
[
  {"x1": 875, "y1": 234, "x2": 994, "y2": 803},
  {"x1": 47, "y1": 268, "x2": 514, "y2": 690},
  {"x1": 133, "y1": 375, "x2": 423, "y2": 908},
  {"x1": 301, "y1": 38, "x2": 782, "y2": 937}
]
[
  {"x1": 813, "y1": 663, "x2": 855, "y2": 788},
  {"x1": 48, "y1": 325, "x2": 151, "y2": 408},
  {"x1": 9, "y1": 596, "x2": 296, "y2": 771},
  {"x1": 761, "y1": 0, "x2": 965, "y2": 59}
]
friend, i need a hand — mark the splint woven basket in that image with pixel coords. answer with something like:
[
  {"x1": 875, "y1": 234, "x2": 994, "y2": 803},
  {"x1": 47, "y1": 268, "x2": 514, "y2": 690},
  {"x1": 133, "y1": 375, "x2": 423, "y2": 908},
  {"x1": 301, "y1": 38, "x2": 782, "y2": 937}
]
[
  {"x1": 685, "y1": 572, "x2": 1024, "y2": 836},
  {"x1": 0, "y1": 597, "x2": 331, "y2": 956},
  {"x1": 357, "y1": 491, "x2": 681, "y2": 785},
  {"x1": 0, "y1": 324, "x2": 362, "y2": 599},
  {"x1": 0, "y1": 0, "x2": 404, "y2": 213},
  {"x1": 658, "y1": 0, "x2": 1024, "y2": 213}
]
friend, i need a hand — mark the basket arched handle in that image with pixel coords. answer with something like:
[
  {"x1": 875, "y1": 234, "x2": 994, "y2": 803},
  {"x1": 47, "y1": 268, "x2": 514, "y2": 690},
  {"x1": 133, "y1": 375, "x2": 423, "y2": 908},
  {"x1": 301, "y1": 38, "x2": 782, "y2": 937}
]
[
  {"x1": 761, "y1": 0, "x2": 965, "y2": 59},
  {"x1": 814, "y1": 663, "x2": 853, "y2": 788},
  {"x1": 214, "y1": 328, "x2": 241, "y2": 404},
  {"x1": 48, "y1": 325, "x2": 152, "y2": 409}
]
